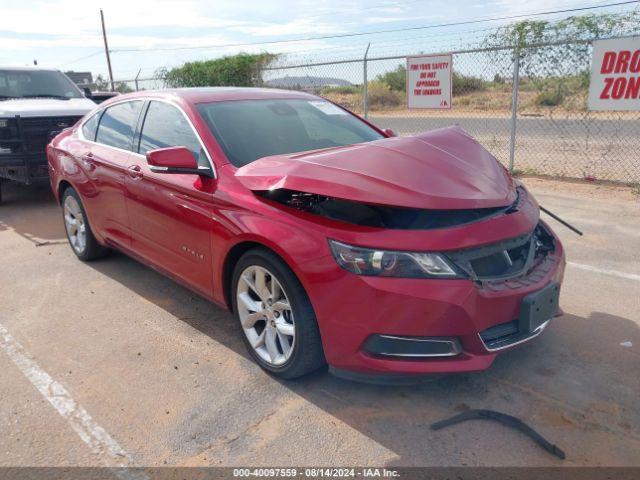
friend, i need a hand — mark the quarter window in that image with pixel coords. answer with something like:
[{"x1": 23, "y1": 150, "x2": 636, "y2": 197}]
[
  {"x1": 138, "y1": 101, "x2": 204, "y2": 163},
  {"x1": 96, "y1": 101, "x2": 143, "y2": 151},
  {"x1": 81, "y1": 111, "x2": 101, "y2": 141}
]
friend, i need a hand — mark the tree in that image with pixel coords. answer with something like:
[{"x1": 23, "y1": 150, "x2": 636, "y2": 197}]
[
  {"x1": 157, "y1": 53, "x2": 277, "y2": 88},
  {"x1": 93, "y1": 74, "x2": 133, "y2": 93},
  {"x1": 94, "y1": 74, "x2": 109, "y2": 90},
  {"x1": 483, "y1": 12, "x2": 640, "y2": 107}
]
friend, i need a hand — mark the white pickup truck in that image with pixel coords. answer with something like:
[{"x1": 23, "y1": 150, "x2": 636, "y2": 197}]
[{"x1": 0, "y1": 67, "x2": 96, "y2": 202}]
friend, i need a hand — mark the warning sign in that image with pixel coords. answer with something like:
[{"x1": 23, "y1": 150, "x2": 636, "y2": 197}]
[
  {"x1": 588, "y1": 37, "x2": 640, "y2": 111},
  {"x1": 406, "y1": 53, "x2": 452, "y2": 109}
]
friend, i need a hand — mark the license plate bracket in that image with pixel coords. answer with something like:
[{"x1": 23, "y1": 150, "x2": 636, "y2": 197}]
[{"x1": 518, "y1": 282, "x2": 560, "y2": 334}]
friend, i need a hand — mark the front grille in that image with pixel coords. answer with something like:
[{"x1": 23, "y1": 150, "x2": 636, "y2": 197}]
[
  {"x1": 446, "y1": 222, "x2": 555, "y2": 282},
  {"x1": 19, "y1": 116, "x2": 83, "y2": 154}
]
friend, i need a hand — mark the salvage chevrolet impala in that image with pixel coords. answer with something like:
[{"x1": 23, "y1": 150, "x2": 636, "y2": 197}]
[{"x1": 47, "y1": 88, "x2": 565, "y2": 382}]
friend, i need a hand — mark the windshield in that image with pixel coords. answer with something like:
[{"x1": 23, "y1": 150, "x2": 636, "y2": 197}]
[
  {"x1": 197, "y1": 99, "x2": 384, "y2": 167},
  {"x1": 0, "y1": 69, "x2": 83, "y2": 100}
]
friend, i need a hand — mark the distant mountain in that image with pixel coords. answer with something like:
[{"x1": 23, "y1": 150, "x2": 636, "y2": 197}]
[{"x1": 265, "y1": 76, "x2": 353, "y2": 89}]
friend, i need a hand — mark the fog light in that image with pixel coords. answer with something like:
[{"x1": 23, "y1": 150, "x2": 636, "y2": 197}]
[{"x1": 363, "y1": 334, "x2": 462, "y2": 358}]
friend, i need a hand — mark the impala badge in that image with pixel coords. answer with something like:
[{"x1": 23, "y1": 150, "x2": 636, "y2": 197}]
[{"x1": 181, "y1": 245, "x2": 205, "y2": 260}]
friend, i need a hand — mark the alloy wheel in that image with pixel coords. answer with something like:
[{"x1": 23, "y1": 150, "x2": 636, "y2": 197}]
[
  {"x1": 63, "y1": 195, "x2": 87, "y2": 254},
  {"x1": 236, "y1": 265, "x2": 295, "y2": 366}
]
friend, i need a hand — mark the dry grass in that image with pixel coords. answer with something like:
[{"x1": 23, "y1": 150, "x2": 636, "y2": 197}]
[{"x1": 319, "y1": 82, "x2": 593, "y2": 116}]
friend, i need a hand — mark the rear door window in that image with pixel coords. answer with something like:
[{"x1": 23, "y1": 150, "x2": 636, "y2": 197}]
[
  {"x1": 81, "y1": 111, "x2": 101, "y2": 141},
  {"x1": 138, "y1": 101, "x2": 204, "y2": 164},
  {"x1": 95, "y1": 101, "x2": 143, "y2": 151}
]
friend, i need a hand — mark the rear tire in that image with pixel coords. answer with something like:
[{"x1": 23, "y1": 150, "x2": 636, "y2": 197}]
[
  {"x1": 61, "y1": 187, "x2": 108, "y2": 261},
  {"x1": 231, "y1": 248, "x2": 326, "y2": 379}
]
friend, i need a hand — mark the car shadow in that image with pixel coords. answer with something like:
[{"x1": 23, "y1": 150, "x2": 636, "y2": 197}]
[
  {"x1": 0, "y1": 181, "x2": 66, "y2": 245},
  {"x1": 86, "y1": 250, "x2": 640, "y2": 466}
]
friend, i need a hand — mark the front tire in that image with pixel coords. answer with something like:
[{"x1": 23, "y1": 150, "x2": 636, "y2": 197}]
[
  {"x1": 62, "y1": 187, "x2": 108, "y2": 261},
  {"x1": 231, "y1": 248, "x2": 325, "y2": 379}
]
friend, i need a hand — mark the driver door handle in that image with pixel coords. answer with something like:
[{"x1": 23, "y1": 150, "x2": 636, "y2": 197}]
[{"x1": 126, "y1": 164, "x2": 143, "y2": 179}]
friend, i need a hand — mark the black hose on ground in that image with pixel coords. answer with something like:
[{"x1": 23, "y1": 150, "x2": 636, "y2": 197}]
[{"x1": 431, "y1": 409, "x2": 566, "y2": 460}]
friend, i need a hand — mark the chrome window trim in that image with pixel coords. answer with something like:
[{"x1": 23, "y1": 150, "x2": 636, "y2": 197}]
[
  {"x1": 77, "y1": 96, "x2": 217, "y2": 178},
  {"x1": 478, "y1": 319, "x2": 551, "y2": 352}
]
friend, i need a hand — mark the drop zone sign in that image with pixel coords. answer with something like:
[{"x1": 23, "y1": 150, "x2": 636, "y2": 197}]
[
  {"x1": 588, "y1": 37, "x2": 640, "y2": 111},
  {"x1": 407, "y1": 53, "x2": 452, "y2": 109}
]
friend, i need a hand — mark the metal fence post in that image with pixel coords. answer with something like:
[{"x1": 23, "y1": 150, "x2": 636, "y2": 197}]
[
  {"x1": 134, "y1": 69, "x2": 141, "y2": 92},
  {"x1": 363, "y1": 43, "x2": 370, "y2": 119},
  {"x1": 508, "y1": 48, "x2": 520, "y2": 173}
]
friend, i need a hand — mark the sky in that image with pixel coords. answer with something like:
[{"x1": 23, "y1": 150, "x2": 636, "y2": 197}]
[{"x1": 0, "y1": 0, "x2": 637, "y2": 81}]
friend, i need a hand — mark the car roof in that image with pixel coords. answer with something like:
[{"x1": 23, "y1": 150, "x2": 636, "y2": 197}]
[
  {"x1": 109, "y1": 87, "x2": 319, "y2": 105},
  {"x1": 0, "y1": 66, "x2": 61, "y2": 72}
]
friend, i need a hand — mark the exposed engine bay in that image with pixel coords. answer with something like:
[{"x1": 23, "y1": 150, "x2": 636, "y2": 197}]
[{"x1": 258, "y1": 186, "x2": 525, "y2": 230}]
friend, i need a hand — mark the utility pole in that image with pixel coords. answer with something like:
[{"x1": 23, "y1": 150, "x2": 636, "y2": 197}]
[{"x1": 100, "y1": 9, "x2": 115, "y2": 91}]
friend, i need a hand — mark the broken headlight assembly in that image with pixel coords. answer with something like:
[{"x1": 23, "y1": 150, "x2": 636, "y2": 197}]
[{"x1": 328, "y1": 240, "x2": 461, "y2": 278}]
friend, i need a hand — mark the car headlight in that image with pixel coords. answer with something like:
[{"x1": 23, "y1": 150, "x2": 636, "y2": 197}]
[{"x1": 328, "y1": 240, "x2": 461, "y2": 278}]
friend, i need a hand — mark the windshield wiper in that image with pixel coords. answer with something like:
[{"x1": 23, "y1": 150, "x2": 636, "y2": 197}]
[{"x1": 21, "y1": 94, "x2": 72, "y2": 100}]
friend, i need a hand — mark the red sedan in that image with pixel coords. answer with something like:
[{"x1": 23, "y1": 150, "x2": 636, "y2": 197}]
[{"x1": 47, "y1": 88, "x2": 565, "y2": 382}]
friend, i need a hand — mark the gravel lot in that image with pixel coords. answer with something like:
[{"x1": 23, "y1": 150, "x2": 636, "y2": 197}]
[{"x1": 0, "y1": 177, "x2": 638, "y2": 469}]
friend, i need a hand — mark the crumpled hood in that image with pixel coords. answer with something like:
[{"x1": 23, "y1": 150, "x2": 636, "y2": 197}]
[
  {"x1": 0, "y1": 98, "x2": 96, "y2": 117},
  {"x1": 235, "y1": 126, "x2": 516, "y2": 210}
]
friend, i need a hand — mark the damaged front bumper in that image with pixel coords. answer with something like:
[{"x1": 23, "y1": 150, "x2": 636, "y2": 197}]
[{"x1": 306, "y1": 219, "x2": 565, "y2": 379}]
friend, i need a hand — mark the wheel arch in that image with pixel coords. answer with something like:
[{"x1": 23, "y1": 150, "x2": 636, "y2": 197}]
[
  {"x1": 57, "y1": 179, "x2": 73, "y2": 204},
  {"x1": 221, "y1": 238, "x2": 307, "y2": 313}
]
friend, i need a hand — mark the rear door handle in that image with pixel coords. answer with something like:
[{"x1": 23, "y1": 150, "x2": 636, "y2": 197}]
[{"x1": 126, "y1": 164, "x2": 143, "y2": 179}]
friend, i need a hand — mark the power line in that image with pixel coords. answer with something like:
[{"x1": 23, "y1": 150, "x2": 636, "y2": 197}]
[
  {"x1": 111, "y1": 7, "x2": 640, "y2": 78},
  {"x1": 111, "y1": 0, "x2": 639, "y2": 53},
  {"x1": 300, "y1": 0, "x2": 427, "y2": 21},
  {"x1": 61, "y1": 50, "x2": 104, "y2": 67}
]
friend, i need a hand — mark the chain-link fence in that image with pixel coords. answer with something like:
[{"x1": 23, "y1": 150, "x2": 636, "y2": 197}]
[{"x1": 115, "y1": 37, "x2": 640, "y2": 183}]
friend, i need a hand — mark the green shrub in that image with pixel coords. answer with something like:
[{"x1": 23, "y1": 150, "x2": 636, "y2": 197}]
[
  {"x1": 158, "y1": 53, "x2": 277, "y2": 88},
  {"x1": 375, "y1": 66, "x2": 486, "y2": 97},
  {"x1": 534, "y1": 90, "x2": 565, "y2": 106},
  {"x1": 530, "y1": 74, "x2": 589, "y2": 107},
  {"x1": 367, "y1": 81, "x2": 403, "y2": 108},
  {"x1": 493, "y1": 73, "x2": 506, "y2": 84},
  {"x1": 320, "y1": 85, "x2": 361, "y2": 95},
  {"x1": 452, "y1": 72, "x2": 486, "y2": 95},
  {"x1": 376, "y1": 65, "x2": 406, "y2": 92}
]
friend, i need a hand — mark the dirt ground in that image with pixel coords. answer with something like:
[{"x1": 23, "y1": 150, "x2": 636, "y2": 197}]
[{"x1": 0, "y1": 177, "x2": 638, "y2": 470}]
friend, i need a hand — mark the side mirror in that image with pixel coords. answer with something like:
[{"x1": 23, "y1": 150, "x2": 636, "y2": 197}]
[
  {"x1": 83, "y1": 87, "x2": 92, "y2": 98},
  {"x1": 146, "y1": 146, "x2": 213, "y2": 177},
  {"x1": 383, "y1": 128, "x2": 397, "y2": 137}
]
